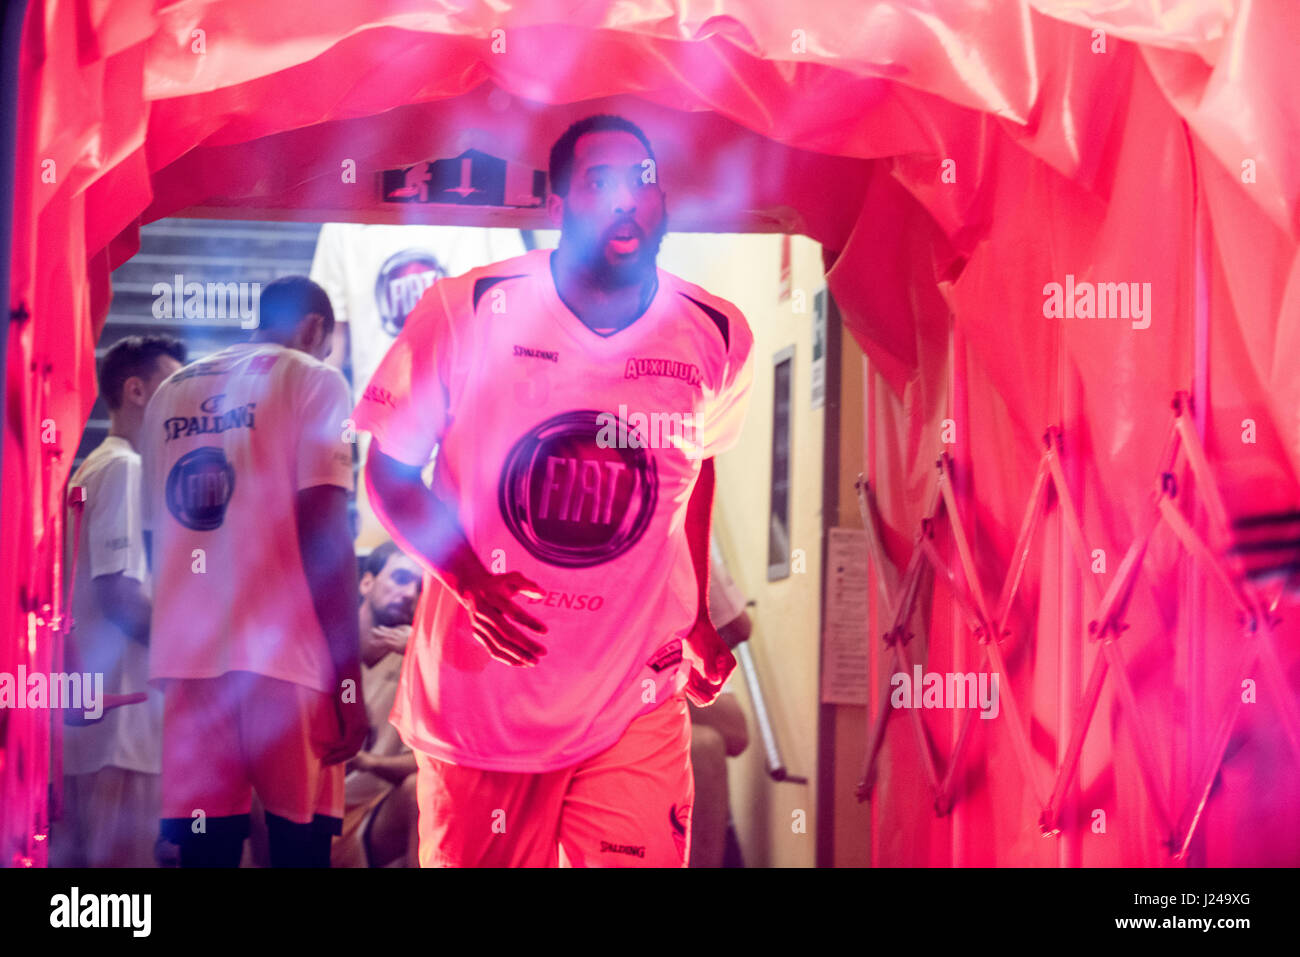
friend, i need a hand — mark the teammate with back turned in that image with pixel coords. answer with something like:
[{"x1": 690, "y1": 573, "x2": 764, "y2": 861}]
[
  {"x1": 353, "y1": 114, "x2": 757, "y2": 867},
  {"x1": 141, "y1": 276, "x2": 368, "y2": 867}
]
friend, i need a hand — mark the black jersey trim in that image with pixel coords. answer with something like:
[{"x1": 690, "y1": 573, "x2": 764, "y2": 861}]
[
  {"x1": 679, "y1": 293, "x2": 730, "y2": 350},
  {"x1": 473, "y1": 274, "x2": 527, "y2": 311}
]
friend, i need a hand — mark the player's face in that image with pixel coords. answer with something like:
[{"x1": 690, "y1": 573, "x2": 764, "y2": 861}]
[
  {"x1": 363, "y1": 553, "x2": 422, "y2": 627},
  {"x1": 554, "y1": 130, "x2": 667, "y2": 283}
]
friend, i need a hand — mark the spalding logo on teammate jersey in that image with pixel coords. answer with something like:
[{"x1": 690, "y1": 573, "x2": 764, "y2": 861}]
[
  {"x1": 166, "y1": 447, "x2": 235, "y2": 531},
  {"x1": 498, "y1": 410, "x2": 657, "y2": 568},
  {"x1": 374, "y1": 248, "x2": 446, "y2": 338}
]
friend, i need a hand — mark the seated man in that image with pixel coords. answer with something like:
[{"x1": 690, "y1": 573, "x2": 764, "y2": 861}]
[
  {"x1": 688, "y1": 693, "x2": 748, "y2": 867},
  {"x1": 688, "y1": 549, "x2": 752, "y2": 867},
  {"x1": 331, "y1": 541, "x2": 423, "y2": 867}
]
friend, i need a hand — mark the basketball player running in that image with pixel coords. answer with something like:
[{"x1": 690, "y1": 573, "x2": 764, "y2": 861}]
[
  {"x1": 354, "y1": 114, "x2": 755, "y2": 867},
  {"x1": 141, "y1": 276, "x2": 368, "y2": 867}
]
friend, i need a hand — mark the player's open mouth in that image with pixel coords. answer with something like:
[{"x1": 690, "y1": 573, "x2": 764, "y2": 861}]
[{"x1": 607, "y1": 226, "x2": 641, "y2": 255}]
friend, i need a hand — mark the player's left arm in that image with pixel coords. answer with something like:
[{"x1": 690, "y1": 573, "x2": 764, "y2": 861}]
[
  {"x1": 295, "y1": 364, "x2": 367, "y2": 764},
  {"x1": 63, "y1": 460, "x2": 152, "y2": 723},
  {"x1": 686, "y1": 457, "x2": 716, "y2": 623},
  {"x1": 84, "y1": 456, "x2": 152, "y2": 645},
  {"x1": 682, "y1": 457, "x2": 736, "y2": 706},
  {"x1": 682, "y1": 300, "x2": 755, "y2": 704},
  {"x1": 92, "y1": 573, "x2": 151, "y2": 645}
]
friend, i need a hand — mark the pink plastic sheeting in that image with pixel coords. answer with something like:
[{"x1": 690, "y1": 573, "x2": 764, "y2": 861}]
[{"x1": 6, "y1": 0, "x2": 1299, "y2": 865}]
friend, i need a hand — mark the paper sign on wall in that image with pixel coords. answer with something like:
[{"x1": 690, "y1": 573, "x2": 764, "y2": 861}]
[{"x1": 821, "y1": 526, "x2": 870, "y2": 705}]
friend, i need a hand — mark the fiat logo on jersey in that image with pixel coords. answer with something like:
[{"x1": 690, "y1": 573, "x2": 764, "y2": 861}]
[
  {"x1": 374, "y1": 249, "x2": 446, "y2": 337},
  {"x1": 498, "y1": 410, "x2": 657, "y2": 568},
  {"x1": 165, "y1": 447, "x2": 235, "y2": 531}
]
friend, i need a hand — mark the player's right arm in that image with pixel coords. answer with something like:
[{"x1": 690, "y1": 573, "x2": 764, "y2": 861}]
[
  {"x1": 354, "y1": 282, "x2": 548, "y2": 668},
  {"x1": 365, "y1": 445, "x2": 548, "y2": 667}
]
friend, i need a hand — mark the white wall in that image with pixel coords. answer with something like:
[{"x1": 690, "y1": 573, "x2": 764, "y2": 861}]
[{"x1": 656, "y1": 232, "x2": 825, "y2": 868}]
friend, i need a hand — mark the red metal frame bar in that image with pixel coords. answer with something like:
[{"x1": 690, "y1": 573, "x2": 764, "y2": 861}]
[
  {"x1": 855, "y1": 481, "x2": 945, "y2": 801},
  {"x1": 938, "y1": 451, "x2": 1053, "y2": 811},
  {"x1": 1160, "y1": 401, "x2": 1300, "y2": 855},
  {"x1": 47, "y1": 486, "x2": 85, "y2": 824},
  {"x1": 1040, "y1": 434, "x2": 1178, "y2": 836},
  {"x1": 1097, "y1": 636, "x2": 1175, "y2": 837},
  {"x1": 1171, "y1": 636, "x2": 1258, "y2": 859},
  {"x1": 930, "y1": 455, "x2": 1049, "y2": 811}
]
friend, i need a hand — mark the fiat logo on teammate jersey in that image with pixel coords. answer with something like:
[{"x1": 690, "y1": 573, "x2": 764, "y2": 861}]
[
  {"x1": 165, "y1": 447, "x2": 236, "y2": 531},
  {"x1": 374, "y1": 248, "x2": 446, "y2": 338},
  {"x1": 498, "y1": 410, "x2": 657, "y2": 567}
]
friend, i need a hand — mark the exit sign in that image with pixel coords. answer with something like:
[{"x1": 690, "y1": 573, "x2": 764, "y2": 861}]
[{"x1": 381, "y1": 150, "x2": 544, "y2": 208}]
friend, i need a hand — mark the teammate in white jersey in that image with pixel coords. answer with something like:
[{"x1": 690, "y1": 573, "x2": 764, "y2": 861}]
[
  {"x1": 141, "y1": 276, "x2": 368, "y2": 867},
  {"x1": 353, "y1": 115, "x2": 756, "y2": 866},
  {"x1": 309, "y1": 223, "x2": 527, "y2": 551},
  {"x1": 309, "y1": 222, "x2": 526, "y2": 399},
  {"x1": 54, "y1": 335, "x2": 185, "y2": 868}
]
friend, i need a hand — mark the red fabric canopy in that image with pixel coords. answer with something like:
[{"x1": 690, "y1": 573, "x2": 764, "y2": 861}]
[{"x1": 6, "y1": 0, "x2": 1298, "y2": 865}]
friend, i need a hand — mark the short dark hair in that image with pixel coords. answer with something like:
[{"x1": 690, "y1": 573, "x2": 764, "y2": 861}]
[
  {"x1": 98, "y1": 335, "x2": 187, "y2": 411},
  {"x1": 254, "y1": 275, "x2": 334, "y2": 338},
  {"x1": 548, "y1": 114, "x2": 655, "y2": 197},
  {"x1": 361, "y1": 541, "x2": 406, "y2": 580}
]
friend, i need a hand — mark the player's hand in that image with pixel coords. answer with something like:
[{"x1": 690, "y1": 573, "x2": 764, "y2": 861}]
[
  {"x1": 454, "y1": 565, "x2": 549, "y2": 667},
  {"x1": 323, "y1": 693, "x2": 369, "y2": 766},
  {"x1": 62, "y1": 692, "x2": 148, "y2": 726},
  {"x1": 345, "y1": 750, "x2": 374, "y2": 775},
  {"x1": 682, "y1": 616, "x2": 736, "y2": 707},
  {"x1": 371, "y1": 624, "x2": 411, "y2": 656}
]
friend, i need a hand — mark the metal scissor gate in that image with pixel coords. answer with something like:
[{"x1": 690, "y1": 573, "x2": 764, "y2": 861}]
[{"x1": 856, "y1": 392, "x2": 1300, "y2": 857}]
